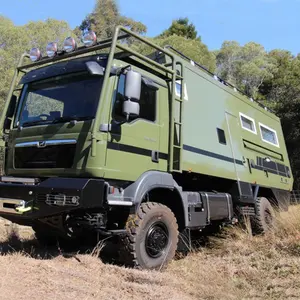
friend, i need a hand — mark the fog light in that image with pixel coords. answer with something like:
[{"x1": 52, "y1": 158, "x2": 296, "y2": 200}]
[{"x1": 71, "y1": 196, "x2": 80, "y2": 205}]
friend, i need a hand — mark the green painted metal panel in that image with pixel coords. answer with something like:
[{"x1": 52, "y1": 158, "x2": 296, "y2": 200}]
[
  {"x1": 103, "y1": 61, "x2": 168, "y2": 181},
  {"x1": 179, "y1": 59, "x2": 293, "y2": 191}
]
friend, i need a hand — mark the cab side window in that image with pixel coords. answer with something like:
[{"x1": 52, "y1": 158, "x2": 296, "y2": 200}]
[{"x1": 112, "y1": 74, "x2": 157, "y2": 122}]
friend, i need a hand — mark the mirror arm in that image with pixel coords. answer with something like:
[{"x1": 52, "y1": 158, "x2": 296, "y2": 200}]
[{"x1": 114, "y1": 65, "x2": 132, "y2": 76}]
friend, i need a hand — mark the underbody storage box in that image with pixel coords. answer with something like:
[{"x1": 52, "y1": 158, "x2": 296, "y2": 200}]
[
  {"x1": 200, "y1": 192, "x2": 234, "y2": 222},
  {"x1": 186, "y1": 191, "x2": 233, "y2": 228}
]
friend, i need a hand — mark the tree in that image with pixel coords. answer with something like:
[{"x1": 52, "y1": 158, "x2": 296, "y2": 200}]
[
  {"x1": 159, "y1": 17, "x2": 200, "y2": 41},
  {"x1": 132, "y1": 34, "x2": 216, "y2": 73},
  {"x1": 259, "y1": 50, "x2": 300, "y2": 188},
  {"x1": 216, "y1": 41, "x2": 276, "y2": 98},
  {"x1": 76, "y1": 0, "x2": 147, "y2": 39}
]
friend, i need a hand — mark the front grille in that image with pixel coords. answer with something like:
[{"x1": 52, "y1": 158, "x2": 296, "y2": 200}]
[{"x1": 14, "y1": 144, "x2": 76, "y2": 169}]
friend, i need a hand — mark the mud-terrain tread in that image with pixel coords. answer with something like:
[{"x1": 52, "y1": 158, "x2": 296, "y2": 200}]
[
  {"x1": 120, "y1": 202, "x2": 178, "y2": 269},
  {"x1": 251, "y1": 197, "x2": 275, "y2": 234}
]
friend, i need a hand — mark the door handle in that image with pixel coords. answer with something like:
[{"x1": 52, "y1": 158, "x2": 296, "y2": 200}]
[{"x1": 151, "y1": 150, "x2": 159, "y2": 163}]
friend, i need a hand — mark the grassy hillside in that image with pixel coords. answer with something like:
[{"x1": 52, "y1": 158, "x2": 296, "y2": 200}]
[{"x1": 0, "y1": 205, "x2": 300, "y2": 300}]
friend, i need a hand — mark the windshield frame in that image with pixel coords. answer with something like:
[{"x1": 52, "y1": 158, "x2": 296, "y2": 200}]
[{"x1": 14, "y1": 71, "x2": 103, "y2": 128}]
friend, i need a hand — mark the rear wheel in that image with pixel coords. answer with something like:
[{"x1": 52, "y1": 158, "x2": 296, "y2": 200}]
[
  {"x1": 120, "y1": 202, "x2": 179, "y2": 269},
  {"x1": 251, "y1": 197, "x2": 275, "y2": 234}
]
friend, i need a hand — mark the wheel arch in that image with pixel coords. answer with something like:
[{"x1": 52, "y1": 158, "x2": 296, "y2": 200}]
[
  {"x1": 257, "y1": 186, "x2": 290, "y2": 211},
  {"x1": 141, "y1": 187, "x2": 186, "y2": 230},
  {"x1": 123, "y1": 171, "x2": 188, "y2": 229}
]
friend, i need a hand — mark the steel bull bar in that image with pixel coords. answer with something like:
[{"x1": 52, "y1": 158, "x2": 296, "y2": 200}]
[{"x1": 0, "y1": 176, "x2": 106, "y2": 219}]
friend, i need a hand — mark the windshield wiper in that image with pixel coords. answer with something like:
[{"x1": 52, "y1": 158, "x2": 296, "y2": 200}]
[
  {"x1": 52, "y1": 116, "x2": 94, "y2": 124},
  {"x1": 22, "y1": 119, "x2": 53, "y2": 127}
]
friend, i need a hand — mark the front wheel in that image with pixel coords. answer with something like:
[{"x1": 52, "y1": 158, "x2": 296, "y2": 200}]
[{"x1": 120, "y1": 202, "x2": 179, "y2": 269}]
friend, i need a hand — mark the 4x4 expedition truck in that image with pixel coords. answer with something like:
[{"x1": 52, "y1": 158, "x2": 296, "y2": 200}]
[{"x1": 0, "y1": 27, "x2": 293, "y2": 269}]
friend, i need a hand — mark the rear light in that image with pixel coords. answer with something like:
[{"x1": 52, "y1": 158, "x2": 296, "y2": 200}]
[
  {"x1": 46, "y1": 42, "x2": 58, "y2": 58},
  {"x1": 82, "y1": 31, "x2": 97, "y2": 47},
  {"x1": 29, "y1": 48, "x2": 42, "y2": 62},
  {"x1": 63, "y1": 37, "x2": 77, "y2": 53}
]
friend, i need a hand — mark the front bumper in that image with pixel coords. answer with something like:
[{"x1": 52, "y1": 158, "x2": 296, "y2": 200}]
[{"x1": 0, "y1": 176, "x2": 106, "y2": 222}]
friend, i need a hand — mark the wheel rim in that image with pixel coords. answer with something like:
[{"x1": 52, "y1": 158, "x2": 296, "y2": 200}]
[{"x1": 145, "y1": 221, "x2": 169, "y2": 258}]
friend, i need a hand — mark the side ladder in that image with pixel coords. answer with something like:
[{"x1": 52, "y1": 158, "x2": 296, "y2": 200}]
[{"x1": 168, "y1": 61, "x2": 184, "y2": 173}]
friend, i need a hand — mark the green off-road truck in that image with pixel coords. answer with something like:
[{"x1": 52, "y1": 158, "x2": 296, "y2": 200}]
[{"x1": 0, "y1": 27, "x2": 293, "y2": 269}]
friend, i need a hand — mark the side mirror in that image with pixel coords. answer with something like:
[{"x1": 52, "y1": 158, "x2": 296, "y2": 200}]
[
  {"x1": 7, "y1": 95, "x2": 17, "y2": 118},
  {"x1": 125, "y1": 70, "x2": 141, "y2": 101},
  {"x1": 122, "y1": 101, "x2": 140, "y2": 119},
  {"x1": 123, "y1": 70, "x2": 141, "y2": 120}
]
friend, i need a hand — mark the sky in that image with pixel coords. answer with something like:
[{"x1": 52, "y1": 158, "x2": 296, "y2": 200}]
[{"x1": 0, "y1": 0, "x2": 299, "y2": 55}]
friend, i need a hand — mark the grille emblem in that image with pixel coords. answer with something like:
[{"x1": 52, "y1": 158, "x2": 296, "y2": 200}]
[{"x1": 37, "y1": 141, "x2": 46, "y2": 148}]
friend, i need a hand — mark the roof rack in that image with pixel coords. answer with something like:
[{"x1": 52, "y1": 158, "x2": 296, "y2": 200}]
[{"x1": 164, "y1": 45, "x2": 274, "y2": 114}]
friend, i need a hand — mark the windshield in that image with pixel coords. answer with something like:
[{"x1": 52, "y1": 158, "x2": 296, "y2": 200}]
[{"x1": 16, "y1": 72, "x2": 103, "y2": 127}]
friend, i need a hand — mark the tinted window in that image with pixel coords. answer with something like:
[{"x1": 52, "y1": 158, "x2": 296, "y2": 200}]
[
  {"x1": 113, "y1": 74, "x2": 156, "y2": 122},
  {"x1": 17, "y1": 73, "x2": 103, "y2": 126},
  {"x1": 240, "y1": 113, "x2": 256, "y2": 134},
  {"x1": 217, "y1": 128, "x2": 226, "y2": 145},
  {"x1": 260, "y1": 124, "x2": 279, "y2": 146}
]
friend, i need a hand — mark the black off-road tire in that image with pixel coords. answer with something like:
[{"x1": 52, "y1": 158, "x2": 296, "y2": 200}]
[
  {"x1": 251, "y1": 197, "x2": 275, "y2": 234},
  {"x1": 120, "y1": 202, "x2": 179, "y2": 270}
]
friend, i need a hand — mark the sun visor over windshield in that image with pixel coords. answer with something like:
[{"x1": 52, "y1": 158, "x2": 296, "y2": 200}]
[{"x1": 19, "y1": 57, "x2": 107, "y2": 85}]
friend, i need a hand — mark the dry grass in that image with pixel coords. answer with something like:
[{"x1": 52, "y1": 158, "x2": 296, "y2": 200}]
[{"x1": 1, "y1": 206, "x2": 300, "y2": 299}]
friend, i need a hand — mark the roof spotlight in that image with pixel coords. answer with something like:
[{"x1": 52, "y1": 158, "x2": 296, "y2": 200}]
[
  {"x1": 29, "y1": 48, "x2": 42, "y2": 62},
  {"x1": 46, "y1": 42, "x2": 58, "y2": 58},
  {"x1": 63, "y1": 37, "x2": 77, "y2": 53},
  {"x1": 82, "y1": 31, "x2": 97, "y2": 47}
]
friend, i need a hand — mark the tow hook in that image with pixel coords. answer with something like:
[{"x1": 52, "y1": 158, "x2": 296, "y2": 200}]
[{"x1": 15, "y1": 200, "x2": 32, "y2": 213}]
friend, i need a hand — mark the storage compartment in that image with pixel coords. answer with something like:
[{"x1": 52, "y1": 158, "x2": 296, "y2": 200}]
[
  {"x1": 186, "y1": 191, "x2": 233, "y2": 228},
  {"x1": 200, "y1": 192, "x2": 233, "y2": 221}
]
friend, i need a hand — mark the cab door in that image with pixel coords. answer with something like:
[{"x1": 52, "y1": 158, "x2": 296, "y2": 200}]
[{"x1": 104, "y1": 73, "x2": 164, "y2": 181}]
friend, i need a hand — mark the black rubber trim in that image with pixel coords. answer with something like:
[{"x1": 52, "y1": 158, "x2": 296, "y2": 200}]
[
  {"x1": 107, "y1": 142, "x2": 290, "y2": 178},
  {"x1": 107, "y1": 142, "x2": 168, "y2": 160},
  {"x1": 182, "y1": 144, "x2": 290, "y2": 178},
  {"x1": 183, "y1": 144, "x2": 244, "y2": 165}
]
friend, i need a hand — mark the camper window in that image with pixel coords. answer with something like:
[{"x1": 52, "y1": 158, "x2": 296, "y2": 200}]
[
  {"x1": 259, "y1": 123, "x2": 279, "y2": 147},
  {"x1": 239, "y1": 113, "x2": 257, "y2": 134}
]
